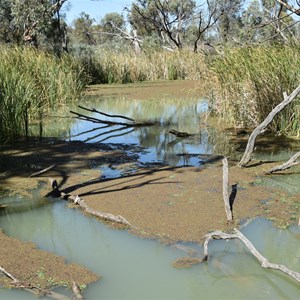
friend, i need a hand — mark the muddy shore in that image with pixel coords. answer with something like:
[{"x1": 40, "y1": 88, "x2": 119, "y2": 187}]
[{"x1": 1, "y1": 80, "x2": 299, "y2": 296}]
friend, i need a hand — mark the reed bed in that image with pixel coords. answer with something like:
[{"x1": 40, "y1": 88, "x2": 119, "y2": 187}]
[
  {"x1": 79, "y1": 48, "x2": 207, "y2": 84},
  {"x1": 207, "y1": 45, "x2": 300, "y2": 136},
  {"x1": 0, "y1": 47, "x2": 87, "y2": 140}
]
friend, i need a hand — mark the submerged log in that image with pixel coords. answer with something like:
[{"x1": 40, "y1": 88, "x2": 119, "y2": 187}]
[
  {"x1": 201, "y1": 229, "x2": 300, "y2": 284},
  {"x1": 238, "y1": 84, "x2": 300, "y2": 167}
]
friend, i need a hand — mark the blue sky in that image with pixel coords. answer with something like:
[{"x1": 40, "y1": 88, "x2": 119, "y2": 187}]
[{"x1": 64, "y1": 0, "x2": 132, "y2": 24}]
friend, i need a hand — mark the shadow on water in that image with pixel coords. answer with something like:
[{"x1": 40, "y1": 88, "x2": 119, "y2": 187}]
[
  {"x1": 1, "y1": 85, "x2": 300, "y2": 299},
  {"x1": 0, "y1": 190, "x2": 299, "y2": 300}
]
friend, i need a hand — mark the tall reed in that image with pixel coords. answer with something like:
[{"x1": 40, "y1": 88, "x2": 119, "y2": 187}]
[
  {"x1": 207, "y1": 45, "x2": 300, "y2": 136},
  {"x1": 77, "y1": 48, "x2": 207, "y2": 84},
  {"x1": 0, "y1": 47, "x2": 87, "y2": 141}
]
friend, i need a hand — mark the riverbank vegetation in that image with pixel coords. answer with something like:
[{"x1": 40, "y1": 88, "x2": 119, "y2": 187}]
[
  {"x1": 0, "y1": 47, "x2": 87, "y2": 141},
  {"x1": 1, "y1": 0, "x2": 300, "y2": 141},
  {"x1": 207, "y1": 45, "x2": 300, "y2": 137}
]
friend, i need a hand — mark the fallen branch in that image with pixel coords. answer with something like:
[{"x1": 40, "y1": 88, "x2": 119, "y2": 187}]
[
  {"x1": 0, "y1": 266, "x2": 69, "y2": 300},
  {"x1": 238, "y1": 84, "x2": 300, "y2": 167},
  {"x1": 69, "y1": 110, "x2": 131, "y2": 126},
  {"x1": 49, "y1": 178, "x2": 132, "y2": 228},
  {"x1": 70, "y1": 107, "x2": 155, "y2": 127},
  {"x1": 29, "y1": 164, "x2": 55, "y2": 178},
  {"x1": 266, "y1": 151, "x2": 300, "y2": 174},
  {"x1": 78, "y1": 105, "x2": 134, "y2": 122},
  {"x1": 222, "y1": 157, "x2": 233, "y2": 223},
  {"x1": 202, "y1": 229, "x2": 300, "y2": 284},
  {"x1": 72, "y1": 281, "x2": 83, "y2": 300}
]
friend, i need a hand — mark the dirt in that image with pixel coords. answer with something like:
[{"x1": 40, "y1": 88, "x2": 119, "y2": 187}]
[
  {"x1": 0, "y1": 230, "x2": 99, "y2": 289},
  {"x1": 0, "y1": 80, "x2": 299, "y2": 294}
]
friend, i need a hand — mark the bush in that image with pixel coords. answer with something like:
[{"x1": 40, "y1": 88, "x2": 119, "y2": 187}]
[
  {"x1": 207, "y1": 45, "x2": 300, "y2": 136},
  {"x1": 0, "y1": 46, "x2": 88, "y2": 140}
]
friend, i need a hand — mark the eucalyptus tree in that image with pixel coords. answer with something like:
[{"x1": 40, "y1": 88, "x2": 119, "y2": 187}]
[
  {"x1": 0, "y1": 0, "x2": 22, "y2": 44},
  {"x1": 71, "y1": 12, "x2": 96, "y2": 45},
  {"x1": 0, "y1": 0, "x2": 68, "y2": 52},
  {"x1": 211, "y1": 0, "x2": 245, "y2": 43},
  {"x1": 129, "y1": 0, "x2": 197, "y2": 50},
  {"x1": 248, "y1": 0, "x2": 297, "y2": 43}
]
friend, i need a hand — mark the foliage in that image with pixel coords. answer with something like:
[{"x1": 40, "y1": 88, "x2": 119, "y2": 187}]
[
  {"x1": 0, "y1": 46, "x2": 87, "y2": 141},
  {"x1": 76, "y1": 47, "x2": 208, "y2": 84},
  {"x1": 206, "y1": 45, "x2": 300, "y2": 136},
  {"x1": 0, "y1": 0, "x2": 68, "y2": 53}
]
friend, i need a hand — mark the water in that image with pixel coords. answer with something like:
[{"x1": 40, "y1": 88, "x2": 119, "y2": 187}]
[
  {"x1": 64, "y1": 97, "x2": 212, "y2": 166},
  {"x1": 2, "y1": 86, "x2": 300, "y2": 299},
  {"x1": 0, "y1": 193, "x2": 299, "y2": 300}
]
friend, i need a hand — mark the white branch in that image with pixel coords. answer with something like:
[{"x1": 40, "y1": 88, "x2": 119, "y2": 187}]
[
  {"x1": 202, "y1": 229, "x2": 300, "y2": 284},
  {"x1": 239, "y1": 84, "x2": 300, "y2": 167},
  {"x1": 222, "y1": 157, "x2": 233, "y2": 222}
]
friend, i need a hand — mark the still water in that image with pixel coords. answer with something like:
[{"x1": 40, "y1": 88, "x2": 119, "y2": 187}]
[
  {"x1": 0, "y1": 194, "x2": 299, "y2": 300},
  {"x1": 1, "y1": 86, "x2": 300, "y2": 299}
]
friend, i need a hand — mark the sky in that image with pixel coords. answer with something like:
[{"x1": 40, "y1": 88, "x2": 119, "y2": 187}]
[{"x1": 64, "y1": 0, "x2": 133, "y2": 24}]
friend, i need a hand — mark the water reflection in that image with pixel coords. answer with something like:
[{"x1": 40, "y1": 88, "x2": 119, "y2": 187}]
[{"x1": 63, "y1": 97, "x2": 215, "y2": 166}]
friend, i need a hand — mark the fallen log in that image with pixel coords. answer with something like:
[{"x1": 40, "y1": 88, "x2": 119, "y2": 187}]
[
  {"x1": 238, "y1": 84, "x2": 300, "y2": 167},
  {"x1": 0, "y1": 266, "x2": 69, "y2": 300},
  {"x1": 49, "y1": 178, "x2": 132, "y2": 228},
  {"x1": 201, "y1": 229, "x2": 300, "y2": 284},
  {"x1": 266, "y1": 151, "x2": 300, "y2": 174}
]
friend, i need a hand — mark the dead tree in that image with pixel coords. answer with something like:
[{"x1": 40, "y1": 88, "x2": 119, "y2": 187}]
[
  {"x1": 201, "y1": 229, "x2": 300, "y2": 284},
  {"x1": 238, "y1": 84, "x2": 300, "y2": 167},
  {"x1": 70, "y1": 105, "x2": 155, "y2": 127}
]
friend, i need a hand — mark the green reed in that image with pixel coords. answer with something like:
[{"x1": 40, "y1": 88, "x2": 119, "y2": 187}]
[
  {"x1": 207, "y1": 45, "x2": 300, "y2": 136},
  {"x1": 0, "y1": 47, "x2": 88, "y2": 141}
]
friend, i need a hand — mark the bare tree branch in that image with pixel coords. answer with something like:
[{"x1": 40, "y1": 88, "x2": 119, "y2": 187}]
[
  {"x1": 202, "y1": 229, "x2": 300, "y2": 284},
  {"x1": 238, "y1": 84, "x2": 300, "y2": 167}
]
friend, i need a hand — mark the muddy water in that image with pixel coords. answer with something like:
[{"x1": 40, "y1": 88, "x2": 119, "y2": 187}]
[
  {"x1": 0, "y1": 193, "x2": 299, "y2": 300},
  {"x1": 1, "y1": 81, "x2": 300, "y2": 299}
]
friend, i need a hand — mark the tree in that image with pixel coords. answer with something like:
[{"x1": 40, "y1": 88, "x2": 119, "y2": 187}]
[
  {"x1": 192, "y1": 0, "x2": 227, "y2": 53},
  {"x1": 0, "y1": 0, "x2": 68, "y2": 52},
  {"x1": 129, "y1": 0, "x2": 196, "y2": 49},
  {"x1": 72, "y1": 12, "x2": 96, "y2": 45},
  {"x1": 213, "y1": 0, "x2": 245, "y2": 43}
]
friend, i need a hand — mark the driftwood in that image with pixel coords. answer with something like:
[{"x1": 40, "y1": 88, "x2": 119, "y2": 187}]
[
  {"x1": 266, "y1": 151, "x2": 300, "y2": 174},
  {"x1": 201, "y1": 229, "x2": 300, "y2": 284},
  {"x1": 0, "y1": 266, "x2": 69, "y2": 300},
  {"x1": 49, "y1": 178, "x2": 132, "y2": 228},
  {"x1": 238, "y1": 84, "x2": 300, "y2": 167},
  {"x1": 222, "y1": 157, "x2": 233, "y2": 223}
]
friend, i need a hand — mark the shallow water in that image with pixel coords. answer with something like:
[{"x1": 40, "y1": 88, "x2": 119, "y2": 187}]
[
  {"x1": 2, "y1": 83, "x2": 300, "y2": 299},
  {"x1": 0, "y1": 193, "x2": 299, "y2": 300}
]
